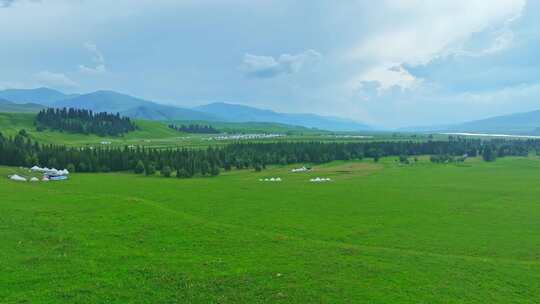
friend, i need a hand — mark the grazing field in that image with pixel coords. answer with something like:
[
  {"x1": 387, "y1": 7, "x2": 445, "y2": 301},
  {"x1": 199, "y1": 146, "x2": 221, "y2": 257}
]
[
  {"x1": 0, "y1": 112, "x2": 435, "y2": 149},
  {"x1": 1, "y1": 157, "x2": 540, "y2": 303}
]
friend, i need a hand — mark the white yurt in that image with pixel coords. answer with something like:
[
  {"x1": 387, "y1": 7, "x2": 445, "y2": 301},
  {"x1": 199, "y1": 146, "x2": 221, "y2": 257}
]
[{"x1": 9, "y1": 175, "x2": 27, "y2": 182}]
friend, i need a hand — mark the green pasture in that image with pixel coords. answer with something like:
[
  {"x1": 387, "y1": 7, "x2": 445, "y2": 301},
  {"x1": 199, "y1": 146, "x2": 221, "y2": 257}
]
[
  {"x1": 1, "y1": 157, "x2": 539, "y2": 303},
  {"x1": 0, "y1": 112, "x2": 435, "y2": 149}
]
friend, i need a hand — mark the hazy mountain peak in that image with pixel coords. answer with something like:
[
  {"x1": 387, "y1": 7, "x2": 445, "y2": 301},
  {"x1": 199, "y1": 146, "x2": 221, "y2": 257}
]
[
  {"x1": 0, "y1": 88, "x2": 371, "y2": 131},
  {"x1": 0, "y1": 87, "x2": 67, "y2": 106}
]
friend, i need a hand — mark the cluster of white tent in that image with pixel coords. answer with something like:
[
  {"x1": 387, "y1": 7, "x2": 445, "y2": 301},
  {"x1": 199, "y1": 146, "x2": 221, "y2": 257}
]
[
  {"x1": 310, "y1": 177, "x2": 332, "y2": 183},
  {"x1": 30, "y1": 166, "x2": 70, "y2": 176},
  {"x1": 257, "y1": 177, "x2": 332, "y2": 183},
  {"x1": 207, "y1": 133, "x2": 285, "y2": 141},
  {"x1": 7, "y1": 166, "x2": 71, "y2": 182},
  {"x1": 259, "y1": 177, "x2": 282, "y2": 182},
  {"x1": 8, "y1": 175, "x2": 42, "y2": 182}
]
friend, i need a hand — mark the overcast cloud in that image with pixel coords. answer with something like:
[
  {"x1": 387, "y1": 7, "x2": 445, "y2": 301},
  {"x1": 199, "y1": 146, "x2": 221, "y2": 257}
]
[{"x1": 0, "y1": 0, "x2": 536, "y2": 128}]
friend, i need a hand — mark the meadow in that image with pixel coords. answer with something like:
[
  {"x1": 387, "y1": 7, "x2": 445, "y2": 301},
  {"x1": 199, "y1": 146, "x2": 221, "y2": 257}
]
[
  {"x1": 1, "y1": 156, "x2": 540, "y2": 303},
  {"x1": 0, "y1": 112, "x2": 435, "y2": 149}
]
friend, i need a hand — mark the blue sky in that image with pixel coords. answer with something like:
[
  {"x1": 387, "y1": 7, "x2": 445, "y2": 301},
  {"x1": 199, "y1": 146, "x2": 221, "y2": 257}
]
[{"x1": 0, "y1": 0, "x2": 537, "y2": 128}]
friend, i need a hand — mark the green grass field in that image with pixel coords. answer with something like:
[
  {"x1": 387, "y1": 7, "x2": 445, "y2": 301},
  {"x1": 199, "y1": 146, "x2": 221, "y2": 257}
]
[
  {"x1": 0, "y1": 112, "x2": 436, "y2": 149},
  {"x1": 2, "y1": 157, "x2": 540, "y2": 303}
]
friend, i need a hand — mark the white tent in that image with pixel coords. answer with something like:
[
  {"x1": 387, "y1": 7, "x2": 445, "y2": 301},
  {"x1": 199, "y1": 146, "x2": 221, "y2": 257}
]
[
  {"x1": 44, "y1": 168, "x2": 69, "y2": 176},
  {"x1": 262, "y1": 177, "x2": 282, "y2": 182},
  {"x1": 9, "y1": 175, "x2": 27, "y2": 182},
  {"x1": 30, "y1": 177, "x2": 39, "y2": 182},
  {"x1": 310, "y1": 177, "x2": 331, "y2": 183}
]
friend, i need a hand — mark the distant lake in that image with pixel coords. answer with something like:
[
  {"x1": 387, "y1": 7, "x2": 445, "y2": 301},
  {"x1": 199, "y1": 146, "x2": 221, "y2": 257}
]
[{"x1": 441, "y1": 132, "x2": 540, "y2": 139}]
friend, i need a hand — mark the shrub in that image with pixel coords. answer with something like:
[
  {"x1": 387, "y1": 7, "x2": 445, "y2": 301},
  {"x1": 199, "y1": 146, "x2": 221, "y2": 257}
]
[
  {"x1": 66, "y1": 163, "x2": 76, "y2": 173},
  {"x1": 145, "y1": 163, "x2": 156, "y2": 176},
  {"x1": 177, "y1": 169, "x2": 193, "y2": 178}
]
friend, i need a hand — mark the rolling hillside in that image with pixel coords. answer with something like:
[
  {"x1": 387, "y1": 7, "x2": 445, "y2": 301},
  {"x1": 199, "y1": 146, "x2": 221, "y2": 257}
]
[
  {"x1": 0, "y1": 112, "x2": 181, "y2": 146},
  {"x1": 170, "y1": 120, "x2": 326, "y2": 134},
  {"x1": 0, "y1": 112, "x2": 333, "y2": 148}
]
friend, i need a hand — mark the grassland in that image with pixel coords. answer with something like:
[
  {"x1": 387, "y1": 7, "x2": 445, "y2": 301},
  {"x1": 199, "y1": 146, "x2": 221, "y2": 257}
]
[
  {"x1": 0, "y1": 112, "x2": 438, "y2": 150},
  {"x1": 1, "y1": 157, "x2": 540, "y2": 303}
]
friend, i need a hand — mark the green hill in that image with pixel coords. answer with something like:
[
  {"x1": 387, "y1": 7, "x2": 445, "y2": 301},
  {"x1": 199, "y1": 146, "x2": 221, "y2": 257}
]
[
  {"x1": 0, "y1": 113, "x2": 331, "y2": 148},
  {"x1": 169, "y1": 120, "x2": 328, "y2": 134},
  {"x1": 0, "y1": 112, "x2": 182, "y2": 147}
]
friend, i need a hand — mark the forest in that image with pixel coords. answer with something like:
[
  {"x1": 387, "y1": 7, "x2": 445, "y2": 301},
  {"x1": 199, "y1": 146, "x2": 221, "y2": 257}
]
[
  {"x1": 0, "y1": 130, "x2": 535, "y2": 177},
  {"x1": 35, "y1": 108, "x2": 137, "y2": 137},
  {"x1": 168, "y1": 123, "x2": 220, "y2": 134}
]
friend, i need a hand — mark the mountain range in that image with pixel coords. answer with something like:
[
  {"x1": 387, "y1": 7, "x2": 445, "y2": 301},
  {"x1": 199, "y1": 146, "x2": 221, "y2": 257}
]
[
  {"x1": 0, "y1": 98, "x2": 45, "y2": 113},
  {"x1": 0, "y1": 88, "x2": 370, "y2": 132},
  {"x1": 402, "y1": 110, "x2": 540, "y2": 135},
  {"x1": 4, "y1": 87, "x2": 540, "y2": 134}
]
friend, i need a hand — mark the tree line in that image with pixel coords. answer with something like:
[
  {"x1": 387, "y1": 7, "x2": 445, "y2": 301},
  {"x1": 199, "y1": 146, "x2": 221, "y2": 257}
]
[
  {"x1": 1, "y1": 130, "x2": 537, "y2": 178},
  {"x1": 168, "y1": 123, "x2": 220, "y2": 134},
  {"x1": 35, "y1": 108, "x2": 137, "y2": 137}
]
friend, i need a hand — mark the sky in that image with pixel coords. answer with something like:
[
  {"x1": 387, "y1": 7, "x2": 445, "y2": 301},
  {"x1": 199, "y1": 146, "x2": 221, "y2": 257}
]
[{"x1": 0, "y1": 0, "x2": 538, "y2": 128}]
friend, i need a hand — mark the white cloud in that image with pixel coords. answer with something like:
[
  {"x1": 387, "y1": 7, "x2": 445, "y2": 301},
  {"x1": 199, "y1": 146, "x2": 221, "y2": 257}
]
[
  {"x1": 32, "y1": 71, "x2": 79, "y2": 88},
  {"x1": 349, "y1": 0, "x2": 525, "y2": 91},
  {"x1": 79, "y1": 42, "x2": 107, "y2": 75},
  {"x1": 350, "y1": 64, "x2": 420, "y2": 92},
  {"x1": 241, "y1": 49, "x2": 322, "y2": 78},
  {"x1": 79, "y1": 64, "x2": 106, "y2": 75}
]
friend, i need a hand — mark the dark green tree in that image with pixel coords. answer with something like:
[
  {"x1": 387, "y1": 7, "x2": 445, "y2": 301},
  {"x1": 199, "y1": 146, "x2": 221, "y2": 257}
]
[
  {"x1": 134, "y1": 160, "x2": 145, "y2": 174},
  {"x1": 161, "y1": 166, "x2": 172, "y2": 177}
]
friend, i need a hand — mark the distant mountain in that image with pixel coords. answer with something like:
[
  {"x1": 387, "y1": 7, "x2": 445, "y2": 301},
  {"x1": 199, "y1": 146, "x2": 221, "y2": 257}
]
[
  {"x1": 55, "y1": 90, "x2": 148, "y2": 113},
  {"x1": 121, "y1": 104, "x2": 219, "y2": 121},
  {"x1": 55, "y1": 91, "x2": 219, "y2": 121},
  {"x1": 0, "y1": 88, "x2": 371, "y2": 131},
  {"x1": 194, "y1": 102, "x2": 370, "y2": 131},
  {"x1": 403, "y1": 110, "x2": 540, "y2": 135},
  {"x1": 0, "y1": 98, "x2": 45, "y2": 113},
  {"x1": 0, "y1": 87, "x2": 73, "y2": 106},
  {"x1": 53, "y1": 91, "x2": 152, "y2": 113}
]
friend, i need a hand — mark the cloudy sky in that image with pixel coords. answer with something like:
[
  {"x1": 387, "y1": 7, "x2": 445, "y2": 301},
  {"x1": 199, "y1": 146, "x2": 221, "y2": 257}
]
[{"x1": 0, "y1": 0, "x2": 537, "y2": 128}]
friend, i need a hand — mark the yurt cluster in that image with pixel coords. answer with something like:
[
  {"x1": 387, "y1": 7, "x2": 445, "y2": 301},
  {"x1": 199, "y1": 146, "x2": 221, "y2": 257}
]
[
  {"x1": 259, "y1": 176, "x2": 332, "y2": 183},
  {"x1": 309, "y1": 177, "x2": 332, "y2": 183},
  {"x1": 257, "y1": 166, "x2": 333, "y2": 183},
  {"x1": 7, "y1": 166, "x2": 70, "y2": 182},
  {"x1": 259, "y1": 177, "x2": 282, "y2": 182}
]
